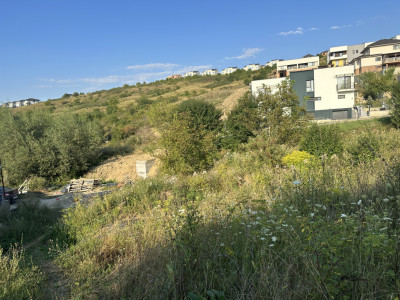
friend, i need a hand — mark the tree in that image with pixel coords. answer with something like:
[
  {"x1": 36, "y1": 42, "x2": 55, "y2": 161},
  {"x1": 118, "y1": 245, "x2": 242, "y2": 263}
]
[
  {"x1": 357, "y1": 68, "x2": 396, "y2": 100},
  {"x1": 176, "y1": 99, "x2": 222, "y2": 132},
  {"x1": 159, "y1": 113, "x2": 217, "y2": 175},
  {"x1": 256, "y1": 79, "x2": 309, "y2": 144},
  {"x1": 390, "y1": 80, "x2": 400, "y2": 128}
]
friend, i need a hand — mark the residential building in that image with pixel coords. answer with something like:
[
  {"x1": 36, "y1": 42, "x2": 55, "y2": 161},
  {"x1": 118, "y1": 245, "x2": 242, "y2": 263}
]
[
  {"x1": 250, "y1": 77, "x2": 286, "y2": 97},
  {"x1": 220, "y1": 67, "x2": 238, "y2": 75},
  {"x1": 183, "y1": 71, "x2": 200, "y2": 77},
  {"x1": 347, "y1": 42, "x2": 373, "y2": 64},
  {"x1": 166, "y1": 74, "x2": 182, "y2": 79},
  {"x1": 349, "y1": 37, "x2": 400, "y2": 74},
  {"x1": 243, "y1": 64, "x2": 261, "y2": 71},
  {"x1": 265, "y1": 59, "x2": 281, "y2": 67},
  {"x1": 291, "y1": 65, "x2": 355, "y2": 119},
  {"x1": 251, "y1": 65, "x2": 355, "y2": 120},
  {"x1": 2, "y1": 98, "x2": 40, "y2": 108},
  {"x1": 327, "y1": 45, "x2": 348, "y2": 67},
  {"x1": 276, "y1": 56, "x2": 319, "y2": 78},
  {"x1": 201, "y1": 69, "x2": 218, "y2": 76}
]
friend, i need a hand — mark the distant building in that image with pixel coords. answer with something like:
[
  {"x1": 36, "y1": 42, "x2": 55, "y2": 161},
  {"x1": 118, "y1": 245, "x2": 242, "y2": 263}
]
[
  {"x1": 201, "y1": 69, "x2": 218, "y2": 76},
  {"x1": 2, "y1": 98, "x2": 40, "y2": 108},
  {"x1": 243, "y1": 64, "x2": 261, "y2": 71},
  {"x1": 250, "y1": 77, "x2": 286, "y2": 97},
  {"x1": 220, "y1": 67, "x2": 238, "y2": 75},
  {"x1": 276, "y1": 56, "x2": 319, "y2": 78},
  {"x1": 183, "y1": 71, "x2": 200, "y2": 77},
  {"x1": 349, "y1": 37, "x2": 400, "y2": 74},
  {"x1": 327, "y1": 45, "x2": 348, "y2": 67},
  {"x1": 166, "y1": 74, "x2": 182, "y2": 79}
]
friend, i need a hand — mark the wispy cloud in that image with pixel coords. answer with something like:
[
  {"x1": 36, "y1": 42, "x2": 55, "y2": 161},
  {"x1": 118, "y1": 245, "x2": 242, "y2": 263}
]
[
  {"x1": 308, "y1": 27, "x2": 319, "y2": 31},
  {"x1": 278, "y1": 27, "x2": 304, "y2": 36},
  {"x1": 126, "y1": 63, "x2": 179, "y2": 70},
  {"x1": 330, "y1": 24, "x2": 352, "y2": 30},
  {"x1": 37, "y1": 63, "x2": 214, "y2": 92},
  {"x1": 225, "y1": 48, "x2": 264, "y2": 60}
]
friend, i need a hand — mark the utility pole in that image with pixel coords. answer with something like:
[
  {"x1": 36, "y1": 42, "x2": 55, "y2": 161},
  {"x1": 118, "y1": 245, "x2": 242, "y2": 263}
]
[{"x1": 0, "y1": 159, "x2": 6, "y2": 202}]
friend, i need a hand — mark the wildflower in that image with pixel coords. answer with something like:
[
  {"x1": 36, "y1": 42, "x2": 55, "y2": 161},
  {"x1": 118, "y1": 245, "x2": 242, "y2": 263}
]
[
  {"x1": 340, "y1": 214, "x2": 348, "y2": 218},
  {"x1": 272, "y1": 236, "x2": 277, "y2": 242},
  {"x1": 310, "y1": 213, "x2": 315, "y2": 217},
  {"x1": 379, "y1": 227, "x2": 388, "y2": 231},
  {"x1": 220, "y1": 243, "x2": 225, "y2": 247},
  {"x1": 357, "y1": 200, "x2": 362, "y2": 206},
  {"x1": 383, "y1": 198, "x2": 389, "y2": 203},
  {"x1": 293, "y1": 180, "x2": 301, "y2": 185},
  {"x1": 260, "y1": 237, "x2": 265, "y2": 241},
  {"x1": 268, "y1": 244, "x2": 274, "y2": 247},
  {"x1": 383, "y1": 217, "x2": 393, "y2": 221}
]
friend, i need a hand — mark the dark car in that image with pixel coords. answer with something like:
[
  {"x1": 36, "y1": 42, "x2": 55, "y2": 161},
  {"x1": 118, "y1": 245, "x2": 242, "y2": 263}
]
[{"x1": 0, "y1": 187, "x2": 18, "y2": 204}]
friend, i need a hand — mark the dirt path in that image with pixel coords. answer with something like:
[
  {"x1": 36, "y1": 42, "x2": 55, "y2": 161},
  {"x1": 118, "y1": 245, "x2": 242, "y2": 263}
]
[{"x1": 220, "y1": 86, "x2": 248, "y2": 119}]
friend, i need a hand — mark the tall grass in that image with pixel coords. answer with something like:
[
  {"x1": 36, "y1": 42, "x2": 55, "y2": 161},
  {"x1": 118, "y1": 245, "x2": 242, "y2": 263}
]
[{"x1": 52, "y1": 127, "x2": 400, "y2": 299}]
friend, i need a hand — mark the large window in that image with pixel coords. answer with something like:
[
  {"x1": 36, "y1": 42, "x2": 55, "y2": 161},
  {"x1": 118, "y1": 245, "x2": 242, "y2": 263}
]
[
  {"x1": 394, "y1": 45, "x2": 400, "y2": 50},
  {"x1": 337, "y1": 76, "x2": 352, "y2": 90},
  {"x1": 306, "y1": 80, "x2": 314, "y2": 92}
]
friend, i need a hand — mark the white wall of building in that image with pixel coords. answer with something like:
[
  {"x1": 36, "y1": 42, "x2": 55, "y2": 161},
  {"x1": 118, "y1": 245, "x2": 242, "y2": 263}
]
[
  {"x1": 250, "y1": 78, "x2": 286, "y2": 97},
  {"x1": 313, "y1": 65, "x2": 355, "y2": 111}
]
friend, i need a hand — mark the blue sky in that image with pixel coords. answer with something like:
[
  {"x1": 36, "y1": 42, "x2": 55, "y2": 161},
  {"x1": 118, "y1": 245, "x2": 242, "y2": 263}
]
[{"x1": 0, "y1": 0, "x2": 398, "y2": 102}]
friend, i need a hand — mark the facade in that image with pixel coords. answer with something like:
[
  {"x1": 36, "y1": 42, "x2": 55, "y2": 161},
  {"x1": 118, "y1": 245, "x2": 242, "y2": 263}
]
[
  {"x1": 347, "y1": 42, "x2": 373, "y2": 64},
  {"x1": 251, "y1": 65, "x2": 355, "y2": 120},
  {"x1": 291, "y1": 65, "x2": 355, "y2": 119},
  {"x1": 2, "y1": 98, "x2": 40, "y2": 108},
  {"x1": 220, "y1": 67, "x2": 238, "y2": 75},
  {"x1": 276, "y1": 56, "x2": 319, "y2": 78},
  {"x1": 183, "y1": 71, "x2": 200, "y2": 77},
  {"x1": 166, "y1": 74, "x2": 182, "y2": 79},
  {"x1": 327, "y1": 45, "x2": 348, "y2": 67},
  {"x1": 201, "y1": 69, "x2": 218, "y2": 76},
  {"x1": 250, "y1": 77, "x2": 286, "y2": 97},
  {"x1": 350, "y1": 37, "x2": 400, "y2": 74},
  {"x1": 243, "y1": 64, "x2": 261, "y2": 71}
]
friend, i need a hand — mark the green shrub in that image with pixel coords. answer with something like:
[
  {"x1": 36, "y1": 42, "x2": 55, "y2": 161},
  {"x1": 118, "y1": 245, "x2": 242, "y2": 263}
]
[
  {"x1": 300, "y1": 123, "x2": 343, "y2": 157},
  {"x1": 29, "y1": 176, "x2": 47, "y2": 191},
  {"x1": 347, "y1": 134, "x2": 380, "y2": 163},
  {"x1": 176, "y1": 99, "x2": 222, "y2": 132}
]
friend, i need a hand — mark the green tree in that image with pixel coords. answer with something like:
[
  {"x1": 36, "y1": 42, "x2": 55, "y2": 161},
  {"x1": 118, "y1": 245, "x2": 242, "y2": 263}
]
[
  {"x1": 159, "y1": 113, "x2": 217, "y2": 175},
  {"x1": 300, "y1": 123, "x2": 343, "y2": 157},
  {"x1": 176, "y1": 99, "x2": 222, "y2": 132},
  {"x1": 390, "y1": 80, "x2": 400, "y2": 128},
  {"x1": 357, "y1": 68, "x2": 396, "y2": 100},
  {"x1": 257, "y1": 79, "x2": 309, "y2": 144}
]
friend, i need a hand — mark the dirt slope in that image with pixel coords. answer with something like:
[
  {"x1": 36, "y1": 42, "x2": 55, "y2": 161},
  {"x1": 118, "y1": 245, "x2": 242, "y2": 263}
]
[
  {"x1": 86, "y1": 153, "x2": 159, "y2": 182},
  {"x1": 219, "y1": 86, "x2": 248, "y2": 119}
]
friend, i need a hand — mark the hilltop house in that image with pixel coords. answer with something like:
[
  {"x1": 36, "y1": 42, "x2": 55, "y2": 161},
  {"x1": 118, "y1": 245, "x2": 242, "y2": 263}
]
[
  {"x1": 243, "y1": 64, "x2": 261, "y2": 71},
  {"x1": 265, "y1": 59, "x2": 282, "y2": 67},
  {"x1": 221, "y1": 67, "x2": 238, "y2": 75},
  {"x1": 349, "y1": 36, "x2": 400, "y2": 74},
  {"x1": 327, "y1": 46, "x2": 348, "y2": 67},
  {"x1": 166, "y1": 74, "x2": 182, "y2": 79},
  {"x1": 276, "y1": 56, "x2": 319, "y2": 78},
  {"x1": 251, "y1": 65, "x2": 355, "y2": 120},
  {"x1": 2, "y1": 98, "x2": 40, "y2": 108},
  {"x1": 201, "y1": 69, "x2": 218, "y2": 76},
  {"x1": 184, "y1": 71, "x2": 200, "y2": 77}
]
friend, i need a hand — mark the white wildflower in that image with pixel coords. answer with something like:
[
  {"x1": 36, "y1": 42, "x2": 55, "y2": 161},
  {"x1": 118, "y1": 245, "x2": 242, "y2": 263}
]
[
  {"x1": 271, "y1": 236, "x2": 277, "y2": 242},
  {"x1": 310, "y1": 213, "x2": 315, "y2": 217},
  {"x1": 340, "y1": 214, "x2": 348, "y2": 218},
  {"x1": 357, "y1": 200, "x2": 362, "y2": 206},
  {"x1": 380, "y1": 227, "x2": 388, "y2": 231},
  {"x1": 383, "y1": 198, "x2": 389, "y2": 203},
  {"x1": 293, "y1": 180, "x2": 301, "y2": 185}
]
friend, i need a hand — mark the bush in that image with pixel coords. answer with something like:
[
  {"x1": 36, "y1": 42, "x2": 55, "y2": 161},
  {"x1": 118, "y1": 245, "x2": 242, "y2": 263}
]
[
  {"x1": 300, "y1": 123, "x2": 343, "y2": 157},
  {"x1": 347, "y1": 134, "x2": 380, "y2": 163},
  {"x1": 282, "y1": 150, "x2": 314, "y2": 167},
  {"x1": 29, "y1": 176, "x2": 47, "y2": 191},
  {"x1": 390, "y1": 81, "x2": 400, "y2": 128},
  {"x1": 176, "y1": 99, "x2": 222, "y2": 132}
]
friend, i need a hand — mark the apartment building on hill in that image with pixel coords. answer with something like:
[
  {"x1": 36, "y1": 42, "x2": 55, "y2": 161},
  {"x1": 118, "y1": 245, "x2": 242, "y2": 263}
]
[{"x1": 276, "y1": 56, "x2": 319, "y2": 78}]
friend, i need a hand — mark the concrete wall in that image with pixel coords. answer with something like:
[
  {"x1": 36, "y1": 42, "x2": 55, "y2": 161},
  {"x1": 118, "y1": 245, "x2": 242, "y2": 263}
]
[
  {"x1": 290, "y1": 70, "x2": 314, "y2": 107},
  {"x1": 276, "y1": 56, "x2": 319, "y2": 70},
  {"x1": 370, "y1": 44, "x2": 400, "y2": 55}
]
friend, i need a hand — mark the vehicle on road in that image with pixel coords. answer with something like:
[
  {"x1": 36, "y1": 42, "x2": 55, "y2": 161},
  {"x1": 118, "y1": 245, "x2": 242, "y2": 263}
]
[{"x1": 0, "y1": 187, "x2": 18, "y2": 204}]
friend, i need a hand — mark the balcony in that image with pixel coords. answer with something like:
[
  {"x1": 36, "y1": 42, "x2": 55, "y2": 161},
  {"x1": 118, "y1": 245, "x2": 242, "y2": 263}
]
[{"x1": 384, "y1": 56, "x2": 400, "y2": 64}]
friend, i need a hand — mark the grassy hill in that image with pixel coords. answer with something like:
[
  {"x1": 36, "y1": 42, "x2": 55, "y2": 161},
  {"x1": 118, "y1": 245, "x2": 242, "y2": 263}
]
[{"x1": 2, "y1": 67, "x2": 400, "y2": 299}]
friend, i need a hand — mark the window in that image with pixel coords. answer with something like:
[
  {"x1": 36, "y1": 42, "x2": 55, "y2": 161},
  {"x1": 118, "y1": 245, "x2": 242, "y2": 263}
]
[
  {"x1": 309, "y1": 62, "x2": 315, "y2": 66},
  {"x1": 338, "y1": 95, "x2": 345, "y2": 99},
  {"x1": 352, "y1": 50, "x2": 355, "y2": 54},
  {"x1": 306, "y1": 80, "x2": 314, "y2": 92},
  {"x1": 375, "y1": 57, "x2": 382, "y2": 62},
  {"x1": 337, "y1": 76, "x2": 352, "y2": 90},
  {"x1": 356, "y1": 50, "x2": 359, "y2": 53},
  {"x1": 394, "y1": 45, "x2": 400, "y2": 50}
]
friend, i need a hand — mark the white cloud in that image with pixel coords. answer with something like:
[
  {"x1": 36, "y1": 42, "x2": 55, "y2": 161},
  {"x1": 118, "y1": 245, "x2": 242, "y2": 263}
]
[
  {"x1": 278, "y1": 27, "x2": 304, "y2": 36},
  {"x1": 225, "y1": 48, "x2": 264, "y2": 60},
  {"x1": 126, "y1": 63, "x2": 179, "y2": 70},
  {"x1": 330, "y1": 24, "x2": 352, "y2": 30},
  {"x1": 308, "y1": 27, "x2": 319, "y2": 31}
]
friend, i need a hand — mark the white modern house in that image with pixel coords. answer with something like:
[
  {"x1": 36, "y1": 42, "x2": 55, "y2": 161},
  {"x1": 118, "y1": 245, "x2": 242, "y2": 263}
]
[
  {"x1": 243, "y1": 64, "x2": 261, "y2": 71},
  {"x1": 265, "y1": 59, "x2": 281, "y2": 67},
  {"x1": 276, "y1": 56, "x2": 319, "y2": 78},
  {"x1": 184, "y1": 71, "x2": 200, "y2": 77},
  {"x1": 220, "y1": 67, "x2": 238, "y2": 75},
  {"x1": 201, "y1": 69, "x2": 218, "y2": 76},
  {"x1": 251, "y1": 65, "x2": 356, "y2": 120}
]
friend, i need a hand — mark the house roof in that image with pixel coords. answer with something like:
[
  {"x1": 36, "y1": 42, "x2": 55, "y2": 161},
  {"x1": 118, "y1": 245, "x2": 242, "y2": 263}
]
[
  {"x1": 362, "y1": 39, "x2": 400, "y2": 53},
  {"x1": 303, "y1": 54, "x2": 314, "y2": 58}
]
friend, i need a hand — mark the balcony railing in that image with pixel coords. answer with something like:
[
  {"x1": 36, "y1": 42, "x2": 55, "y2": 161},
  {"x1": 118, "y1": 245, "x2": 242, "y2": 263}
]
[{"x1": 384, "y1": 57, "x2": 400, "y2": 63}]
